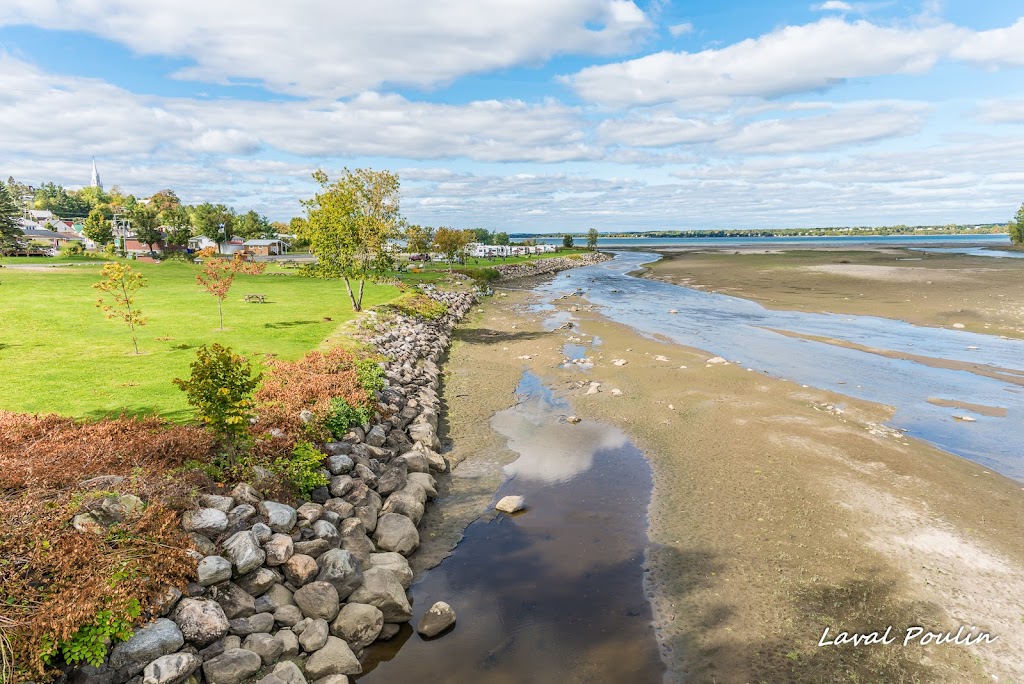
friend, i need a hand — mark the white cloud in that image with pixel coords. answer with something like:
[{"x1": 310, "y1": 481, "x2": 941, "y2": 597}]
[
  {"x1": 565, "y1": 17, "x2": 1024, "y2": 106},
  {"x1": 597, "y1": 112, "x2": 732, "y2": 147},
  {"x1": 975, "y1": 99, "x2": 1024, "y2": 124},
  {"x1": 0, "y1": 0, "x2": 651, "y2": 97},
  {"x1": 814, "y1": 1, "x2": 854, "y2": 11},
  {"x1": 668, "y1": 22, "x2": 693, "y2": 37}
]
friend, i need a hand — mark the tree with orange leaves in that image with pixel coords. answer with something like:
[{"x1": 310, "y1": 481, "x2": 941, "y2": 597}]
[
  {"x1": 93, "y1": 263, "x2": 147, "y2": 354},
  {"x1": 195, "y1": 248, "x2": 266, "y2": 330}
]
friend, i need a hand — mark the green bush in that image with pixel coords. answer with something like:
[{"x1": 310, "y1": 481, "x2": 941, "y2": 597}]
[
  {"x1": 356, "y1": 358, "x2": 386, "y2": 394},
  {"x1": 60, "y1": 243, "x2": 85, "y2": 257},
  {"x1": 323, "y1": 397, "x2": 372, "y2": 438},
  {"x1": 385, "y1": 292, "x2": 448, "y2": 320},
  {"x1": 173, "y1": 344, "x2": 261, "y2": 450},
  {"x1": 273, "y1": 442, "x2": 329, "y2": 498},
  {"x1": 40, "y1": 599, "x2": 141, "y2": 668}
]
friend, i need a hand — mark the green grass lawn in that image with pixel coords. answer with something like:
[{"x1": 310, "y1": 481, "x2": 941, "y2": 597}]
[
  {"x1": 395, "y1": 248, "x2": 592, "y2": 284},
  {"x1": 0, "y1": 260, "x2": 398, "y2": 421}
]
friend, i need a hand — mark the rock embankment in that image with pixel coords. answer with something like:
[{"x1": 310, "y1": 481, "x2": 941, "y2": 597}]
[
  {"x1": 494, "y1": 252, "x2": 610, "y2": 280},
  {"x1": 95, "y1": 290, "x2": 476, "y2": 684}
]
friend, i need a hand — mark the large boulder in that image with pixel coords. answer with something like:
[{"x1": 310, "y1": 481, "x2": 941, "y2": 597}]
[
  {"x1": 258, "y1": 661, "x2": 307, "y2": 684},
  {"x1": 259, "y1": 501, "x2": 298, "y2": 534},
  {"x1": 380, "y1": 491, "x2": 424, "y2": 526},
  {"x1": 282, "y1": 554, "x2": 319, "y2": 587},
  {"x1": 368, "y1": 553, "x2": 412, "y2": 589},
  {"x1": 254, "y1": 583, "x2": 294, "y2": 614},
  {"x1": 221, "y1": 531, "x2": 266, "y2": 575},
  {"x1": 264, "y1": 534, "x2": 295, "y2": 567},
  {"x1": 337, "y1": 519, "x2": 375, "y2": 566},
  {"x1": 347, "y1": 567, "x2": 412, "y2": 623},
  {"x1": 141, "y1": 652, "x2": 201, "y2": 684},
  {"x1": 315, "y1": 549, "x2": 363, "y2": 600},
  {"x1": 303, "y1": 637, "x2": 361, "y2": 679},
  {"x1": 108, "y1": 618, "x2": 184, "y2": 678},
  {"x1": 236, "y1": 567, "x2": 281, "y2": 597},
  {"x1": 416, "y1": 601, "x2": 456, "y2": 638},
  {"x1": 330, "y1": 603, "x2": 383, "y2": 650},
  {"x1": 181, "y1": 508, "x2": 228, "y2": 537},
  {"x1": 293, "y1": 581, "x2": 340, "y2": 622},
  {"x1": 229, "y1": 612, "x2": 275, "y2": 636},
  {"x1": 211, "y1": 582, "x2": 256, "y2": 620},
  {"x1": 242, "y1": 633, "x2": 284, "y2": 665},
  {"x1": 172, "y1": 599, "x2": 229, "y2": 647},
  {"x1": 297, "y1": 618, "x2": 329, "y2": 653},
  {"x1": 202, "y1": 648, "x2": 262, "y2": 684},
  {"x1": 196, "y1": 556, "x2": 232, "y2": 587},
  {"x1": 372, "y1": 513, "x2": 419, "y2": 556}
]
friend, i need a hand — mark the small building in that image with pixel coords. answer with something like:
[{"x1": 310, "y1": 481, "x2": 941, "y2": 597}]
[
  {"x1": 243, "y1": 239, "x2": 287, "y2": 256},
  {"x1": 187, "y1": 235, "x2": 246, "y2": 254},
  {"x1": 28, "y1": 210, "x2": 55, "y2": 223},
  {"x1": 21, "y1": 227, "x2": 81, "y2": 249}
]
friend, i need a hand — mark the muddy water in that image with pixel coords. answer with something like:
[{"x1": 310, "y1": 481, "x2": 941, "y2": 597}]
[
  {"x1": 355, "y1": 372, "x2": 664, "y2": 683},
  {"x1": 535, "y1": 251, "x2": 1024, "y2": 480}
]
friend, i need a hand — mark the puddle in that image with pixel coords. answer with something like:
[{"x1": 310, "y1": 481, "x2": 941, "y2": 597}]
[
  {"x1": 537, "y1": 252, "x2": 1024, "y2": 480},
  {"x1": 355, "y1": 371, "x2": 664, "y2": 682}
]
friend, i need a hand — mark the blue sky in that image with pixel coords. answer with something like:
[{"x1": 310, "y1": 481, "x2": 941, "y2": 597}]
[{"x1": 1, "y1": 0, "x2": 1022, "y2": 230}]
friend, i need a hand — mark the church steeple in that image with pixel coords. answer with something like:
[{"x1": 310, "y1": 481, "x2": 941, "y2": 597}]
[{"x1": 90, "y1": 157, "x2": 102, "y2": 191}]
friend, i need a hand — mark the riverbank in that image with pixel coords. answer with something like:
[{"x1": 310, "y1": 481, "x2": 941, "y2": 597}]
[
  {"x1": 641, "y1": 247, "x2": 1024, "y2": 339},
  {"x1": 426, "y1": 273, "x2": 1024, "y2": 682}
]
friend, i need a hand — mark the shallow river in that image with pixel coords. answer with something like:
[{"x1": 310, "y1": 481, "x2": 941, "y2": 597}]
[{"x1": 535, "y1": 251, "x2": 1024, "y2": 481}]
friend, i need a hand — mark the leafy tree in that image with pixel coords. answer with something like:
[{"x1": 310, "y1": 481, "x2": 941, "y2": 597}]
[
  {"x1": 192, "y1": 203, "x2": 236, "y2": 246},
  {"x1": 587, "y1": 227, "x2": 599, "y2": 250},
  {"x1": 302, "y1": 167, "x2": 402, "y2": 312},
  {"x1": 131, "y1": 205, "x2": 164, "y2": 253},
  {"x1": 472, "y1": 227, "x2": 492, "y2": 245},
  {"x1": 1009, "y1": 203, "x2": 1024, "y2": 245},
  {"x1": 562, "y1": 234, "x2": 574, "y2": 248},
  {"x1": 433, "y1": 226, "x2": 473, "y2": 275},
  {"x1": 161, "y1": 205, "x2": 193, "y2": 246},
  {"x1": 236, "y1": 209, "x2": 273, "y2": 240},
  {"x1": 288, "y1": 216, "x2": 308, "y2": 234},
  {"x1": 33, "y1": 182, "x2": 89, "y2": 217},
  {"x1": 83, "y1": 208, "x2": 113, "y2": 246},
  {"x1": 494, "y1": 231, "x2": 510, "y2": 246},
  {"x1": 77, "y1": 185, "x2": 111, "y2": 210},
  {"x1": 173, "y1": 343, "x2": 261, "y2": 453},
  {"x1": 195, "y1": 249, "x2": 267, "y2": 329},
  {"x1": 147, "y1": 189, "x2": 180, "y2": 214},
  {"x1": 0, "y1": 182, "x2": 24, "y2": 255},
  {"x1": 93, "y1": 263, "x2": 147, "y2": 354},
  {"x1": 405, "y1": 223, "x2": 434, "y2": 254}
]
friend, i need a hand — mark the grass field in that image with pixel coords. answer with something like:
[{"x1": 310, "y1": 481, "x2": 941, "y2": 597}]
[
  {"x1": 0, "y1": 259, "x2": 399, "y2": 420},
  {"x1": 394, "y1": 248, "x2": 592, "y2": 284}
]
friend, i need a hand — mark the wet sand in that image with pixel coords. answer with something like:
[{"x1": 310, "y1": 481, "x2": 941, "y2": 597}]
[
  {"x1": 415, "y1": 273, "x2": 1024, "y2": 683},
  {"x1": 641, "y1": 248, "x2": 1024, "y2": 339}
]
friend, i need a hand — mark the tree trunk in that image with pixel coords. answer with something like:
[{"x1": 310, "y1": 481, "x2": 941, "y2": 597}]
[
  {"x1": 343, "y1": 276, "x2": 360, "y2": 312},
  {"x1": 356, "y1": 279, "x2": 366, "y2": 312},
  {"x1": 218, "y1": 298, "x2": 224, "y2": 330}
]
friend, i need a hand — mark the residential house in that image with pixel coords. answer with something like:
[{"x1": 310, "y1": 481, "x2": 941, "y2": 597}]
[{"x1": 242, "y1": 239, "x2": 287, "y2": 256}]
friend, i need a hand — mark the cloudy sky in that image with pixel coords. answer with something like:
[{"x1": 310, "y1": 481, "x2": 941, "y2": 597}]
[{"x1": 1, "y1": 0, "x2": 1022, "y2": 231}]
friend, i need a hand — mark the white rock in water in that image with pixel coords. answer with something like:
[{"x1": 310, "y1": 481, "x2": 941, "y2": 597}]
[
  {"x1": 954, "y1": 415, "x2": 977, "y2": 422},
  {"x1": 952, "y1": 323, "x2": 965, "y2": 329},
  {"x1": 517, "y1": 355, "x2": 532, "y2": 360},
  {"x1": 668, "y1": 309, "x2": 678, "y2": 314},
  {"x1": 654, "y1": 355, "x2": 669, "y2": 362},
  {"x1": 706, "y1": 356, "x2": 728, "y2": 364},
  {"x1": 566, "y1": 416, "x2": 582, "y2": 424},
  {"x1": 586, "y1": 383, "x2": 601, "y2": 395},
  {"x1": 613, "y1": 359, "x2": 627, "y2": 366},
  {"x1": 611, "y1": 389, "x2": 622, "y2": 397},
  {"x1": 495, "y1": 496, "x2": 526, "y2": 513}
]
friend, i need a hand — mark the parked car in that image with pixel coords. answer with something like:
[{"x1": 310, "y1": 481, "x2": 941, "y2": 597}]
[{"x1": 409, "y1": 253, "x2": 431, "y2": 261}]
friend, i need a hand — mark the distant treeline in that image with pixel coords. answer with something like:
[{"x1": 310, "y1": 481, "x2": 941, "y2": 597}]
[{"x1": 517, "y1": 224, "x2": 1007, "y2": 239}]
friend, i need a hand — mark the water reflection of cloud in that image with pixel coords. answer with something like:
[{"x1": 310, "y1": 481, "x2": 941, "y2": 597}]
[{"x1": 493, "y1": 397, "x2": 629, "y2": 483}]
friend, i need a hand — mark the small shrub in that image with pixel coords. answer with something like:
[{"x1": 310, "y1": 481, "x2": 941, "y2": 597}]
[
  {"x1": 355, "y1": 358, "x2": 386, "y2": 394},
  {"x1": 173, "y1": 344, "x2": 261, "y2": 451},
  {"x1": 273, "y1": 442, "x2": 329, "y2": 498},
  {"x1": 60, "y1": 243, "x2": 85, "y2": 257},
  {"x1": 40, "y1": 599, "x2": 140, "y2": 669},
  {"x1": 323, "y1": 397, "x2": 371, "y2": 438},
  {"x1": 382, "y1": 292, "x2": 447, "y2": 320}
]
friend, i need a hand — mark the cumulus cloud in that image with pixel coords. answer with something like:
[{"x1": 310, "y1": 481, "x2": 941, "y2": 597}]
[
  {"x1": 0, "y1": 0, "x2": 651, "y2": 97},
  {"x1": 564, "y1": 17, "x2": 1024, "y2": 106},
  {"x1": 814, "y1": 1, "x2": 854, "y2": 11},
  {"x1": 668, "y1": 22, "x2": 693, "y2": 37}
]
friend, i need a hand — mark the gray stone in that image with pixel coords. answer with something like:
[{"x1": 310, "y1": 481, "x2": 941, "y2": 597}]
[
  {"x1": 292, "y1": 618, "x2": 310, "y2": 635},
  {"x1": 322, "y1": 499, "x2": 354, "y2": 519},
  {"x1": 347, "y1": 567, "x2": 412, "y2": 623},
  {"x1": 293, "y1": 582, "x2": 340, "y2": 622},
  {"x1": 342, "y1": 482, "x2": 373, "y2": 508},
  {"x1": 352, "y1": 464, "x2": 377, "y2": 489},
  {"x1": 182, "y1": 508, "x2": 228, "y2": 537},
  {"x1": 354, "y1": 506, "x2": 377, "y2": 535},
  {"x1": 270, "y1": 661, "x2": 306, "y2": 684},
  {"x1": 377, "y1": 624, "x2": 401, "y2": 641},
  {"x1": 274, "y1": 604, "x2": 304, "y2": 627},
  {"x1": 172, "y1": 599, "x2": 230, "y2": 647},
  {"x1": 108, "y1": 618, "x2": 184, "y2": 678},
  {"x1": 495, "y1": 495, "x2": 526, "y2": 513},
  {"x1": 276, "y1": 629, "x2": 299, "y2": 657},
  {"x1": 198, "y1": 494, "x2": 234, "y2": 513},
  {"x1": 211, "y1": 582, "x2": 256, "y2": 620},
  {"x1": 254, "y1": 583, "x2": 294, "y2": 614},
  {"x1": 416, "y1": 601, "x2": 456, "y2": 637},
  {"x1": 337, "y1": 519, "x2": 375, "y2": 566},
  {"x1": 293, "y1": 540, "x2": 330, "y2": 558},
  {"x1": 153, "y1": 585, "x2": 183, "y2": 617},
  {"x1": 246, "y1": 523, "x2": 270, "y2": 545},
  {"x1": 242, "y1": 633, "x2": 284, "y2": 665},
  {"x1": 223, "y1": 635, "x2": 242, "y2": 650},
  {"x1": 372, "y1": 513, "x2": 419, "y2": 556},
  {"x1": 260, "y1": 501, "x2": 298, "y2": 534},
  {"x1": 298, "y1": 618, "x2": 329, "y2": 653},
  {"x1": 201, "y1": 648, "x2": 262, "y2": 684},
  {"x1": 396, "y1": 450, "x2": 430, "y2": 474},
  {"x1": 228, "y1": 612, "x2": 275, "y2": 636},
  {"x1": 328, "y1": 475, "x2": 354, "y2": 498},
  {"x1": 368, "y1": 553, "x2": 412, "y2": 589},
  {"x1": 264, "y1": 534, "x2": 294, "y2": 566},
  {"x1": 315, "y1": 549, "x2": 363, "y2": 600},
  {"x1": 311, "y1": 521, "x2": 339, "y2": 546},
  {"x1": 226, "y1": 505, "x2": 257, "y2": 529},
  {"x1": 296, "y1": 503, "x2": 323, "y2": 523},
  {"x1": 406, "y1": 472, "x2": 437, "y2": 498},
  {"x1": 375, "y1": 465, "x2": 407, "y2": 497},
  {"x1": 282, "y1": 554, "x2": 319, "y2": 587},
  {"x1": 330, "y1": 604, "x2": 382, "y2": 650},
  {"x1": 196, "y1": 556, "x2": 232, "y2": 587},
  {"x1": 141, "y1": 652, "x2": 201, "y2": 684},
  {"x1": 326, "y1": 455, "x2": 353, "y2": 475},
  {"x1": 188, "y1": 533, "x2": 217, "y2": 556},
  {"x1": 221, "y1": 531, "x2": 266, "y2": 575},
  {"x1": 312, "y1": 677, "x2": 349, "y2": 684},
  {"x1": 230, "y1": 483, "x2": 262, "y2": 506},
  {"x1": 364, "y1": 424, "x2": 387, "y2": 447},
  {"x1": 303, "y1": 637, "x2": 361, "y2": 679},
  {"x1": 236, "y1": 568, "x2": 281, "y2": 598},
  {"x1": 380, "y1": 491, "x2": 423, "y2": 526}
]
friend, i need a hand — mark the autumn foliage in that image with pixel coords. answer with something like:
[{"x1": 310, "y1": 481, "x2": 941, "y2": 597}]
[{"x1": 195, "y1": 249, "x2": 267, "y2": 329}]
